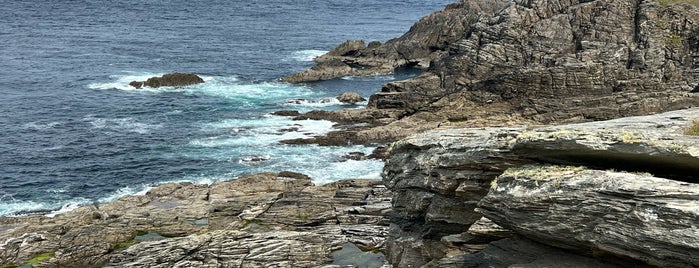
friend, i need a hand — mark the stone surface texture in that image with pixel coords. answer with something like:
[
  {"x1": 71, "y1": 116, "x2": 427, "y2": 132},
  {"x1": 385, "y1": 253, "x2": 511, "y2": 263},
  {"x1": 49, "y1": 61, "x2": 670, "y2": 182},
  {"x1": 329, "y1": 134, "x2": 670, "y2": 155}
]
[
  {"x1": 0, "y1": 172, "x2": 392, "y2": 267},
  {"x1": 383, "y1": 107, "x2": 699, "y2": 267}
]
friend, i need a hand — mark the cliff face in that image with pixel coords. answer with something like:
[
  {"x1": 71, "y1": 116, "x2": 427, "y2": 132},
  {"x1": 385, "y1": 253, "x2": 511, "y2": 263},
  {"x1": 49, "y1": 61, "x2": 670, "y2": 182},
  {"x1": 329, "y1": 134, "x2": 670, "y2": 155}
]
[
  {"x1": 391, "y1": 0, "x2": 699, "y2": 122},
  {"x1": 283, "y1": 0, "x2": 699, "y2": 146},
  {"x1": 383, "y1": 107, "x2": 699, "y2": 267}
]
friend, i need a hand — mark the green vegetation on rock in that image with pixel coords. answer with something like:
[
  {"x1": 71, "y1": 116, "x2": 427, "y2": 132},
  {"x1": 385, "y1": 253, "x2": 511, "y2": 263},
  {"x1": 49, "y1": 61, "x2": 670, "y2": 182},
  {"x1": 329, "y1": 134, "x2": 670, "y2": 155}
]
[
  {"x1": 113, "y1": 238, "x2": 137, "y2": 251},
  {"x1": 685, "y1": 120, "x2": 699, "y2": 136},
  {"x1": 25, "y1": 252, "x2": 54, "y2": 266}
]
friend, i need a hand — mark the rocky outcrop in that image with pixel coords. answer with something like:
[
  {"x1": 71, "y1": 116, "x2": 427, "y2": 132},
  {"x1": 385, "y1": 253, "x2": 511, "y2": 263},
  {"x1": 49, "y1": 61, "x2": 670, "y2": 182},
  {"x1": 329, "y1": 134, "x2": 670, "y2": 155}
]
[
  {"x1": 383, "y1": 107, "x2": 699, "y2": 267},
  {"x1": 0, "y1": 172, "x2": 392, "y2": 267},
  {"x1": 129, "y1": 72, "x2": 204, "y2": 88},
  {"x1": 282, "y1": 0, "x2": 699, "y2": 146},
  {"x1": 479, "y1": 166, "x2": 699, "y2": 268},
  {"x1": 337, "y1": 92, "x2": 367, "y2": 105},
  {"x1": 281, "y1": 1, "x2": 505, "y2": 83}
]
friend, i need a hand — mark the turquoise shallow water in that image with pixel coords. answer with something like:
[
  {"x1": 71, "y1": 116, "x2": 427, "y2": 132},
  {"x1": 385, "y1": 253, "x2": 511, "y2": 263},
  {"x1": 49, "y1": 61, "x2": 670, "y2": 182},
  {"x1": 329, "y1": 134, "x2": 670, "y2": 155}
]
[{"x1": 0, "y1": 0, "x2": 454, "y2": 216}]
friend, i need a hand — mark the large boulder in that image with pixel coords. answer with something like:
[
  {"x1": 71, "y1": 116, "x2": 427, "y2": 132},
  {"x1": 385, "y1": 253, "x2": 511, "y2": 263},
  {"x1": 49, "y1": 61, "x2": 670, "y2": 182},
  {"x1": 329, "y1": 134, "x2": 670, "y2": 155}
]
[
  {"x1": 130, "y1": 72, "x2": 204, "y2": 88},
  {"x1": 337, "y1": 92, "x2": 366, "y2": 105},
  {"x1": 382, "y1": 107, "x2": 699, "y2": 266},
  {"x1": 479, "y1": 166, "x2": 699, "y2": 268}
]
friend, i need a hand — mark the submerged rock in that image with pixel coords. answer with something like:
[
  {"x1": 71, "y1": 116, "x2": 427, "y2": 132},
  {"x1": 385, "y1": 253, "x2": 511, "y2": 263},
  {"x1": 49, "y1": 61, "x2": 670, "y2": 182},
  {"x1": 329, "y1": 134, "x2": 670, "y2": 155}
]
[{"x1": 129, "y1": 72, "x2": 204, "y2": 88}]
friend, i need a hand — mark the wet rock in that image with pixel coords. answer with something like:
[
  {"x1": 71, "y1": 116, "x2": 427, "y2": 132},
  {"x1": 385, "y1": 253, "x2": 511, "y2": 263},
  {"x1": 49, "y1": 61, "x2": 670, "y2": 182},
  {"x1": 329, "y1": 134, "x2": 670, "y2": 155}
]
[
  {"x1": 130, "y1": 72, "x2": 204, "y2": 88},
  {"x1": 239, "y1": 155, "x2": 270, "y2": 163},
  {"x1": 271, "y1": 110, "x2": 301, "y2": 116},
  {"x1": 341, "y1": 152, "x2": 368, "y2": 161},
  {"x1": 367, "y1": 146, "x2": 389, "y2": 160},
  {"x1": 337, "y1": 92, "x2": 366, "y2": 105},
  {"x1": 128, "y1": 81, "x2": 143, "y2": 89}
]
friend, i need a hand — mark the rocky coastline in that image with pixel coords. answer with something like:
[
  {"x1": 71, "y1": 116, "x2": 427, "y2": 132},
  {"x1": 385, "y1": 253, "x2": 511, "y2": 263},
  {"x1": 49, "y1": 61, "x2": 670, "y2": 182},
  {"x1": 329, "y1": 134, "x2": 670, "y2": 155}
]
[{"x1": 3, "y1": 0, "x2": 699, "y2": 267}]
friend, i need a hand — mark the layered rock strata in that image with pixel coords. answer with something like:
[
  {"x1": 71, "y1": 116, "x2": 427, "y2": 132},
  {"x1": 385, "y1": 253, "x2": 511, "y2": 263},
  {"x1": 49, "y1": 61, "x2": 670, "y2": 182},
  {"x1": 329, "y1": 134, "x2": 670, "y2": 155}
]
[
  {"x1": 383, "y1": 107, "x2": 699, "y2": 267},
  {"x1": 0, "y1": 172, "x2": 392, "y2": 267},
  {"x1": 281, "y1": 0, "x2": 699, "y2": 146}
]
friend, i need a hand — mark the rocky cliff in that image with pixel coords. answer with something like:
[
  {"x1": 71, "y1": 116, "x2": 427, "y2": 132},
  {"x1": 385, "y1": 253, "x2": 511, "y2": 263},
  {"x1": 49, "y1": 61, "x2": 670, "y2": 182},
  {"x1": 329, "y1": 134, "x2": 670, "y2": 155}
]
[
  {"x1": 383, "y1": 107, "x2": 699, "y2": 267},
  {"x1": 282, "y1": 0, "x2": 699, "y2": 146}
]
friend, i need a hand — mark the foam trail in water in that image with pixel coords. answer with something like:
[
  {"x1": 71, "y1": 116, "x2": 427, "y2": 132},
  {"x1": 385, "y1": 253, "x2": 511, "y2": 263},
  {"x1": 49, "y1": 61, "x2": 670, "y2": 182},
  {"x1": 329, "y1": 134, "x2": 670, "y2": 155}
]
[
  {"x1": 22, "y1": 121, "x2": 63, "y2": 130},
  {"x1": 341, "y1": 74, "x2": 396, "y2": 81},
  {"x1": 83, "y1": 116, "x2": 162, "y2": 134}
]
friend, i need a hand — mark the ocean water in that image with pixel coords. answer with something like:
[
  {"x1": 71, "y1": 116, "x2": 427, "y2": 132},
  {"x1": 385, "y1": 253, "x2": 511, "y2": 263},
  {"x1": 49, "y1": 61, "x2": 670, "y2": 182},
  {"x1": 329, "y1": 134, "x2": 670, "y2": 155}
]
[{"x1": 0, "y1": 0, "x2": 454, "y2": 216}]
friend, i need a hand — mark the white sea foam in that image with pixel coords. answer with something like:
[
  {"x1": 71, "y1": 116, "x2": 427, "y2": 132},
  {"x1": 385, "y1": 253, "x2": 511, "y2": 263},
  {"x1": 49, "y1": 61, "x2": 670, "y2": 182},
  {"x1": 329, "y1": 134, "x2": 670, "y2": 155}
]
[
  {"x1": 341, "y1": 74, "x2": 396, "y2": 81},
  {"x1": 288, "y1": 49, "x2": 328, "y2": 62},
  {"x1": 88, "y1": 72, "x2": 165, "y2": 91},
  {"x1": 97, "y1": 184, "x2": 153, "y2": 203},
  {"x1": 22, "y1": 121, "x2": 62, "y2": 130},
  {"x1": 84, "y1": 116, "x2": 162, "y2": 134},
  {"x1": 283, "y1": 97, "x2": 368, "y2": 108},
  {"x1": 45, "y1": 197, "x2": 91, "y2": 218},
  {"x1": 0, "y1": 200, "x2": 46, "y2": 217}
]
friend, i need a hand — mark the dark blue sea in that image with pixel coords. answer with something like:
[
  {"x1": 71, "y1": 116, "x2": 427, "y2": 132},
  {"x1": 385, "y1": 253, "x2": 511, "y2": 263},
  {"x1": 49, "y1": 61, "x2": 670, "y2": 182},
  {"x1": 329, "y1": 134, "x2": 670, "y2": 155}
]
[{"x1": 0, "y1": 0, "x2": 453, "y2": 216}]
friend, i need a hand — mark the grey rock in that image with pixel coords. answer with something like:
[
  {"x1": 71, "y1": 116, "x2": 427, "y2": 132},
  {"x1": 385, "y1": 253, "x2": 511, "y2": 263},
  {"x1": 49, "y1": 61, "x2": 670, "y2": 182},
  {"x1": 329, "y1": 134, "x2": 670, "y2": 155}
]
[
  {"x1": 282, "y1": 0, "x2": 699, "y2": 147},
  {"x1": 479, "y1": 166, "x2": 699, "y2": 268},
  {"x1": 383, "y1": 107, "x2": 699, "y2": 266},
  {"x1": 337, "y1": 92, "x2": 367, "y2": 105},
  {"x1": 0, "y1": 173, "x2": 393, "y2": 267}
]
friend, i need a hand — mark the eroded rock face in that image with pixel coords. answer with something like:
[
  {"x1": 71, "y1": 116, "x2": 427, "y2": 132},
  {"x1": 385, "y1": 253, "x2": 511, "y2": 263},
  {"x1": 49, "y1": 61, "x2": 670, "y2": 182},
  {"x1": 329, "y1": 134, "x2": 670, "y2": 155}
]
[
  {"x1": 129, "y1": 72, "x2": 204, "y2": 88},
  {"x1": 0, "y1": 172, "x2": 392, "y2": 267},
  {"x1": 383, "y1": 107, "x2": 699, "y2": 267}
]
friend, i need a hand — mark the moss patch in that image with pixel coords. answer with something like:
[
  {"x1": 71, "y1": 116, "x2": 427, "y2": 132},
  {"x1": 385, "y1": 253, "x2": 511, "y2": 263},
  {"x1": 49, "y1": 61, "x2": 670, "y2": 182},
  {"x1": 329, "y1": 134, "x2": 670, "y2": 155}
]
[
  {"x1": 25, "y1": 252, "x2": 54, "y2": 266},
  {"x1": 685, "y1": 120, "x2": 699, "y2": 136},
  {"x1": 113, "y1": 238, "x2": 137, "y2": 251}
]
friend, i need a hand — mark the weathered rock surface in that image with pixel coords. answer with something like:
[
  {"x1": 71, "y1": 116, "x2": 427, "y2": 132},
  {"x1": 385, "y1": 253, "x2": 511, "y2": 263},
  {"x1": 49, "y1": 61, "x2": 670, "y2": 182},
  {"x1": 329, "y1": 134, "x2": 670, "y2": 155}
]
[
  {"x1": 337, "y1": 92, "x2": 367, "y2": 105},
  {"x1": 383, "y1": 107, "x2": 699, "y2": 267},
  {"x1": 479, "y1": 166, "x2": 699, "y2": 268},
  {"x1": 129, "y1": 72, "x2": 204, "y2": 88},
  {"x1": 0, "y1": 172, "x2": 392, "y2": 267},
  {"x1": 282, "y1": 0, "x2": 699, "y2": 146}
]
